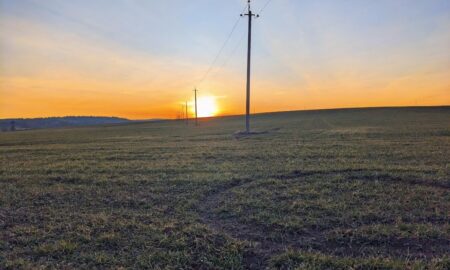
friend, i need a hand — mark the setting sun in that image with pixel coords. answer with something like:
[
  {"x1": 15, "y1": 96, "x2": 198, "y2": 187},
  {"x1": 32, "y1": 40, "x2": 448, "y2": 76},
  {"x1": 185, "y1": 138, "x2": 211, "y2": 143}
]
[
  {"x1": 1, "y1": 1, "x2": 449, "y2": 269},
  {"x1": 195, "y1": 96, "x2": 219, "y2": 118}
]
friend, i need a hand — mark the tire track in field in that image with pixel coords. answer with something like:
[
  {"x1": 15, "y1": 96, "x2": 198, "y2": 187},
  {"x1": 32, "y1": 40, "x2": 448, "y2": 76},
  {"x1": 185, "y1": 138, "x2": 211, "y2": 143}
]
[
  {"x1": 197, "y1": 169, "x2": 365, "y2": 269},
  {"x1": 197, "y1": 169, "x2": 449, "y2": 269}
]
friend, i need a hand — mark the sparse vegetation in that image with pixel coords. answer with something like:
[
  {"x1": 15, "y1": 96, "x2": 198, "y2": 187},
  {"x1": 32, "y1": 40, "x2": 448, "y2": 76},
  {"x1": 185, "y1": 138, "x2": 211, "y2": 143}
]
[{"x1": 1, "y1": 107, "x2": 449, "y2": 269}]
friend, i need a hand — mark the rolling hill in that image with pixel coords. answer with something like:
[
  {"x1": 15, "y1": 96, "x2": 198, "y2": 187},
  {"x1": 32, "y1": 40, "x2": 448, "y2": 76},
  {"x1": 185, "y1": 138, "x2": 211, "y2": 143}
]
[{"x1": 0, "y1": 116, "x2": 131, "y2": 132}]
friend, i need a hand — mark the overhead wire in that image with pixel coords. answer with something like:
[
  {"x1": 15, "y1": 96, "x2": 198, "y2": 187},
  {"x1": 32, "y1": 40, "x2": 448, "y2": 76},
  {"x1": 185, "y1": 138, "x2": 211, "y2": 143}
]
[
  {"x1": 220, "y1": 32, "x2": 246, "y2": 69},
  {"x1": 194, "y1": 0, "x2": 274, "y2": 89},
  {"x1": 195, "y1": 5, "x2": 248, "y2": 88},
  {"x1": 258, "y1": 0, "x2": 274, "y2": 14},
  {"x1": 219, "y1": 0, "x2": 274, "y2": 72}
]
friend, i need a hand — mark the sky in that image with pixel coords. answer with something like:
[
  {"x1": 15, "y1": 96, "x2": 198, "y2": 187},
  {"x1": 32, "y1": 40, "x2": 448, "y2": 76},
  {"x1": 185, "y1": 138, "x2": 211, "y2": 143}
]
[{"x1": 0, "y1": 0, "x2": 449, "y2": 119}]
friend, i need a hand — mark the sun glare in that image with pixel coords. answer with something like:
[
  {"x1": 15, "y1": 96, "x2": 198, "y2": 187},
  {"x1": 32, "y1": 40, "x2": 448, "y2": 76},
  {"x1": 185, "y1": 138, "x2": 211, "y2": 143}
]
[{"x1": 196, "y1": 96, "x2": 219, "y2": 118}]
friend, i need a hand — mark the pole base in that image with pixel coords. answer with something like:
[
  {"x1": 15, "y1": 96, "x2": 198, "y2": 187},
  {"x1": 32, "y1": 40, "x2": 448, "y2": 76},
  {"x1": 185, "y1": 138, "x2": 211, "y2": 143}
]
[{"x1": 233, "y1": 130, "x2": 268, "y2": 138}]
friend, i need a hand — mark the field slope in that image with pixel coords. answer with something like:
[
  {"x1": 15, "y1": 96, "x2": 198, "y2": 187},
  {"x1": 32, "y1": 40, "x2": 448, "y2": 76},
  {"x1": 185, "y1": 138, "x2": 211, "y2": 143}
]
[{"x1": 1, "y1": 107, "x2": 449, "y2": 269}]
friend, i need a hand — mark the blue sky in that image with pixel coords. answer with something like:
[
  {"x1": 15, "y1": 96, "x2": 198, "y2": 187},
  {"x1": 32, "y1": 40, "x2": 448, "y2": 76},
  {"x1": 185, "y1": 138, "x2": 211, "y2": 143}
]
[{"x1": 1, "y1": 0, "x2": 449, "y2": 118}]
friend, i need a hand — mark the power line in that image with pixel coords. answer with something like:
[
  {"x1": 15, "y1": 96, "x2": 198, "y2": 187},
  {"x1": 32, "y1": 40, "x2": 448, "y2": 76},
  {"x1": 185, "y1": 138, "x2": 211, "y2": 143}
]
[
  {"x1": 220, "y1": 32, "x2": 246, "y2": 69},
  {"x1": 258, "y1": 0, "x2": 274, "y2": 14},
  {"x1": 196, "y1": 5, "x2": 248, "y2": 87},
  {"x1": 208, "y1": 31, "x2": 246, "y2": 79},
  {"x1": 194, "y1": 1, "x2": 274, "y2": 88}
]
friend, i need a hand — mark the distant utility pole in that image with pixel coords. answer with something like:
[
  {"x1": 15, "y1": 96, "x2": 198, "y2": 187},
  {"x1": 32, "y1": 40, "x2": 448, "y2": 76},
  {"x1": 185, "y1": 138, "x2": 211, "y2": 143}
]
[
  {"x1": 194, "y1": 88, "x2": 198, "y2": 126},
  {"x1": 185, "y1": 101, "x2": 189, "y2": 125},
  {"x1": 181, "y1": 104, "x2": 185, "y2": 121},
  {"x1": 241, "y1": 0, "x2": 258, "y2": 133}
]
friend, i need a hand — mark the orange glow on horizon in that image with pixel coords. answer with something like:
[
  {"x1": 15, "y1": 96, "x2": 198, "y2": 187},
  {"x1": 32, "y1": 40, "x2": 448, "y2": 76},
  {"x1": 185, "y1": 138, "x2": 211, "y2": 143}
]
[
  {"x1": 194, "y1": 96, "x2": 220, "y2": 118},
  {"x1": 1, "y1": 3, "x2": 449, "y2": 120}
]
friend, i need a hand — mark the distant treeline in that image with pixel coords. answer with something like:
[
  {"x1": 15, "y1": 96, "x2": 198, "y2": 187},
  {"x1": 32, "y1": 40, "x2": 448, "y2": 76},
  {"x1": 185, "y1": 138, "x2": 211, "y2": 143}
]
[{"x1": 0, "y1": 116, "x2": 130, "y2": 132}]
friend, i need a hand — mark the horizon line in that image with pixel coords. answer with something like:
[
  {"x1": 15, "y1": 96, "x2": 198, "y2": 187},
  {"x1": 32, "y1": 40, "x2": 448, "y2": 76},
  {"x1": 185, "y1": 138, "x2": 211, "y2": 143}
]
[{"x1": 1, "y1": 105, "x2": 449, "y2": 121}]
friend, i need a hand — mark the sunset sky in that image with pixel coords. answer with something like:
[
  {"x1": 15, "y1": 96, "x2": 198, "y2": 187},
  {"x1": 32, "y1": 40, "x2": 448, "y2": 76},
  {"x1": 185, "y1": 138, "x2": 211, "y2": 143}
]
[{"x1": 1, "y1": 0, "x2": 449, "y2": 119}]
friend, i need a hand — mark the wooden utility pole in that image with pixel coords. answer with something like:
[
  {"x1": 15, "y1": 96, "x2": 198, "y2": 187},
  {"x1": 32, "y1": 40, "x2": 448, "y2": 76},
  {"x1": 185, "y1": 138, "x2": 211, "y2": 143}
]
[
  {"x1": 181, "y1": 104, "x2": 185, "y2": 121},
  {"x1": 185, "y1": 101, "x2": 189, "y2": 125},
  {"x1": 241, "y1": 0, "x2": 258, "y2": 133},
  {"x1": 194, "y1": 88, "x2": 198, "y2": 126}
]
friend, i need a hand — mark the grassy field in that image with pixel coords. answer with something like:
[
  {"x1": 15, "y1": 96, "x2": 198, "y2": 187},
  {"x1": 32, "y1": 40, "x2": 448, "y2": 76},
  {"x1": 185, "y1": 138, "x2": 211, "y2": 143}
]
[{"x1": 1, "y1": 107, "x2": 449, "y2": 269}]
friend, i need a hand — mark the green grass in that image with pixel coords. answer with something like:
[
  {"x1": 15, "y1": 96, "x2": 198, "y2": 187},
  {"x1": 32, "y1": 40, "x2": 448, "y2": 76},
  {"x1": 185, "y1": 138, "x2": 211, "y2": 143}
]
[{"x1": 1, "y1": 107, "x2": 449, "y2": 269}]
